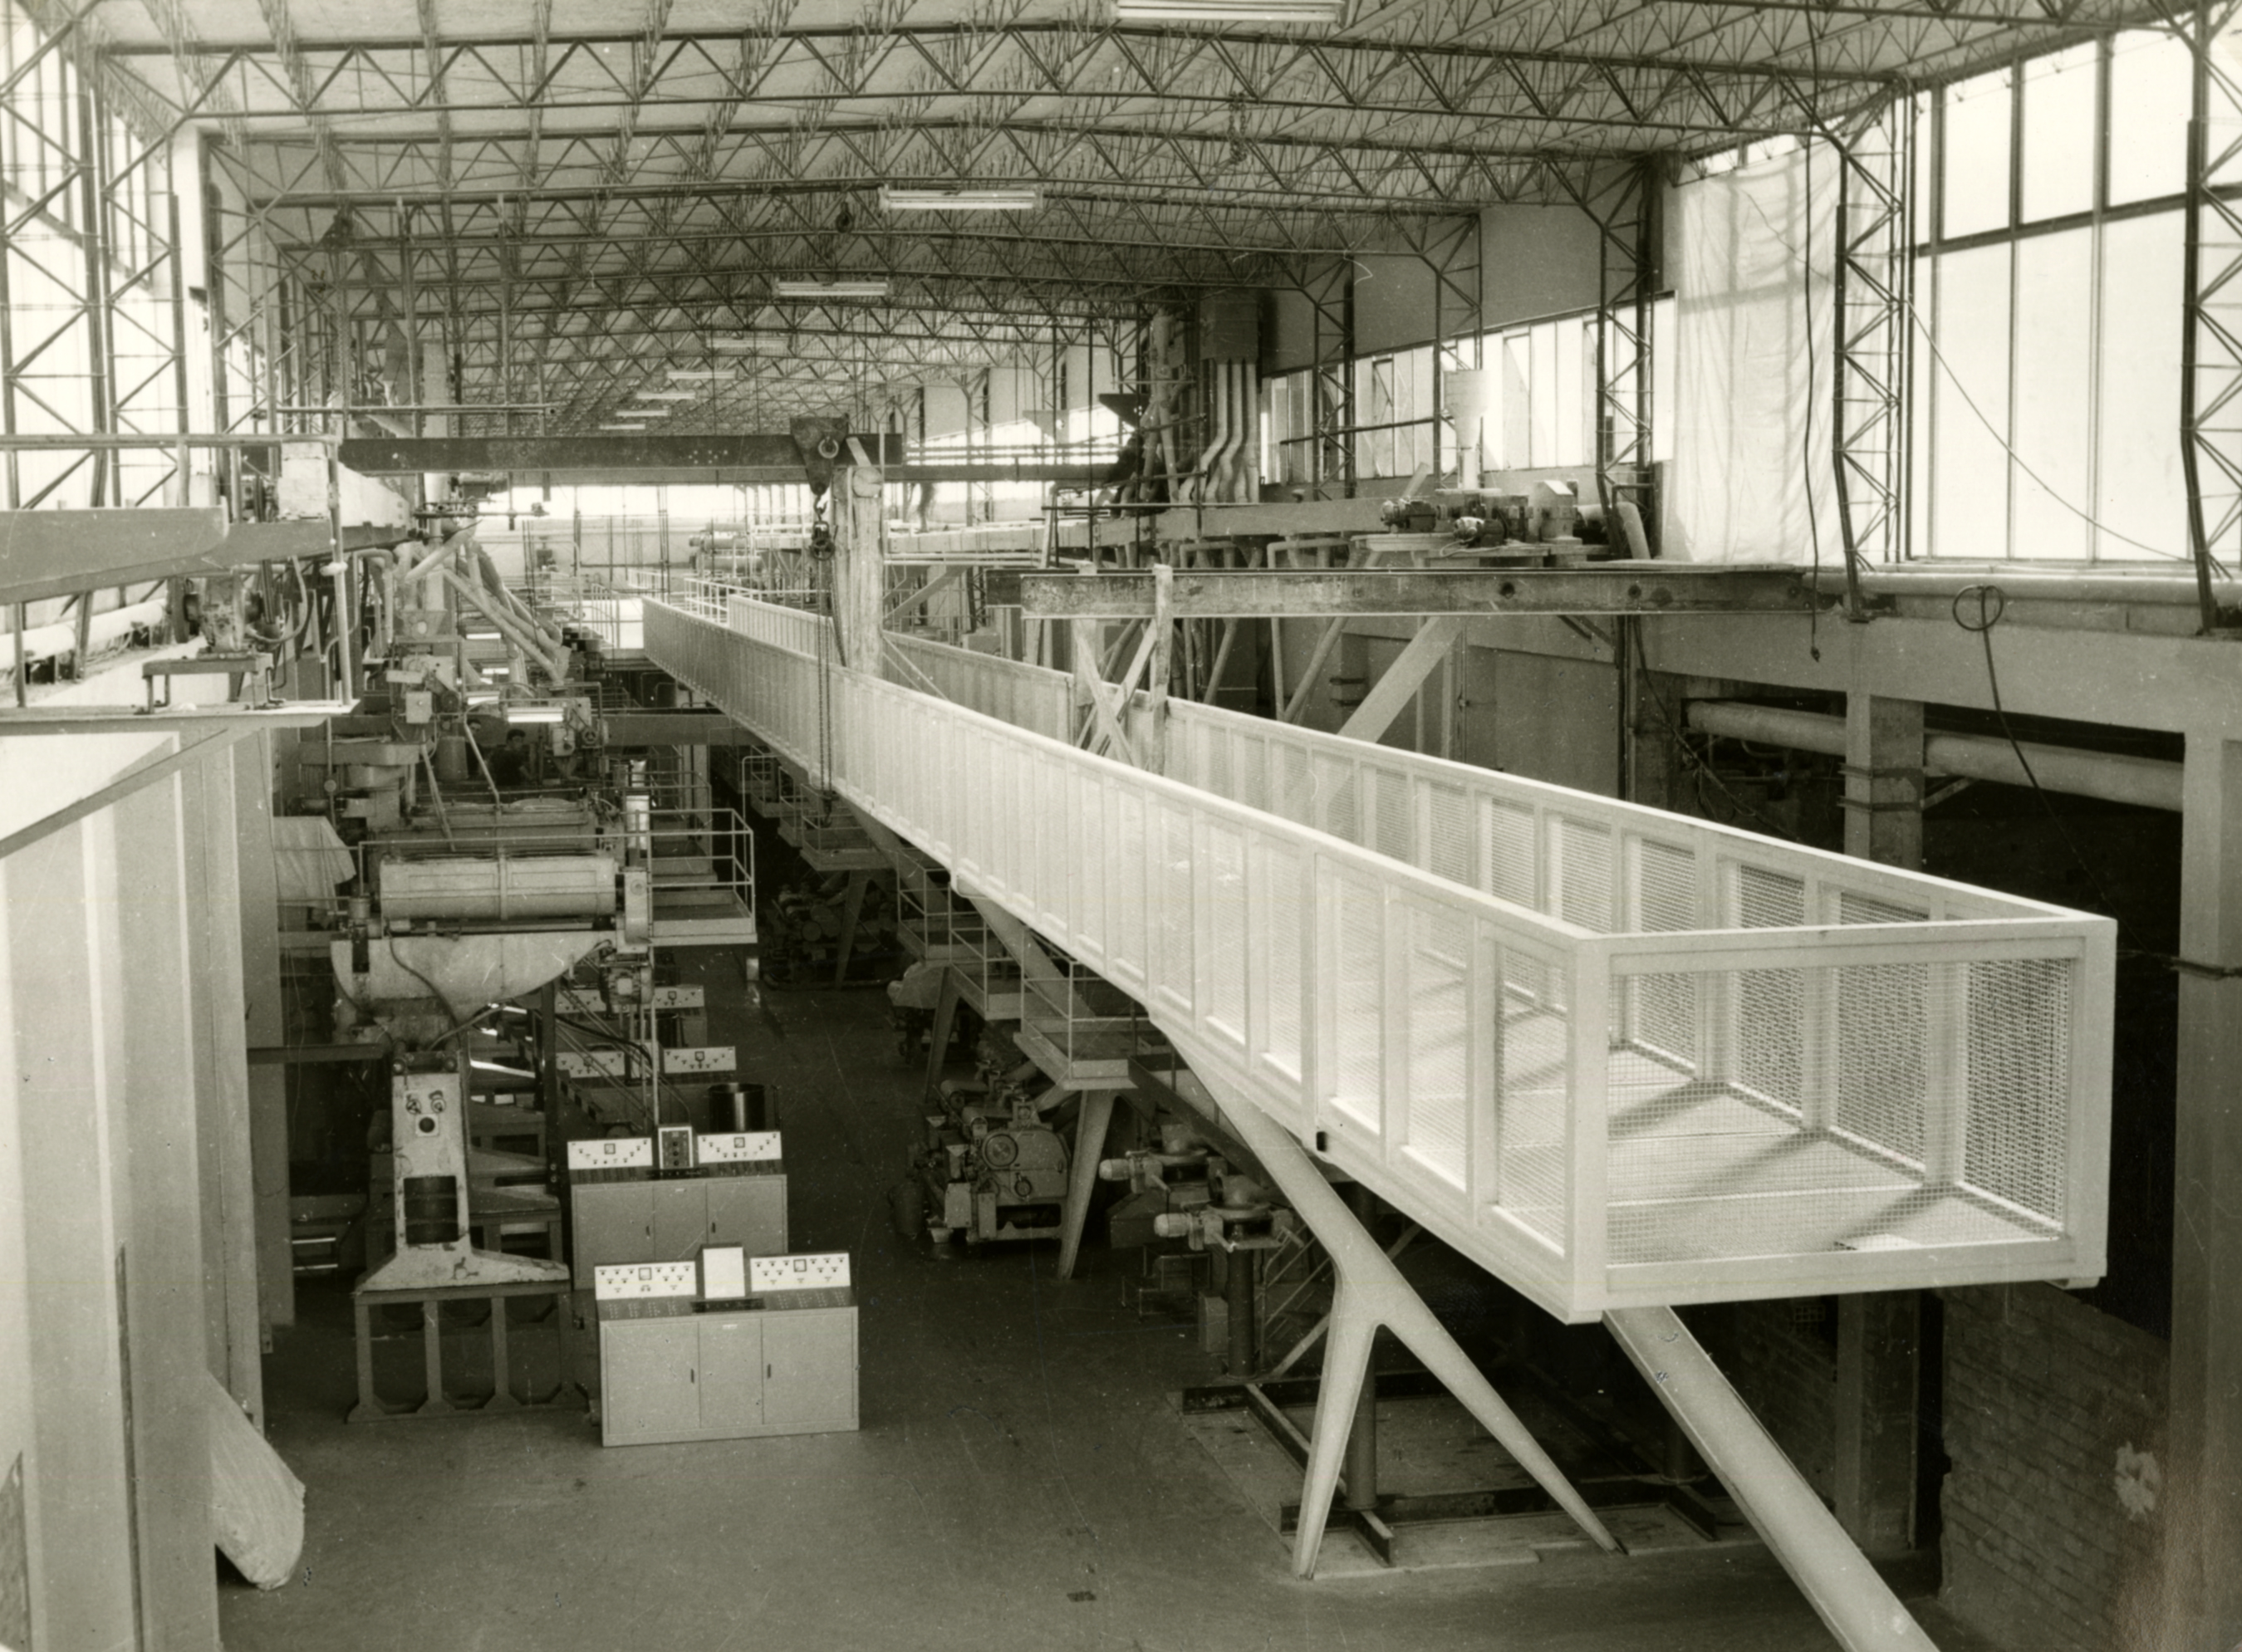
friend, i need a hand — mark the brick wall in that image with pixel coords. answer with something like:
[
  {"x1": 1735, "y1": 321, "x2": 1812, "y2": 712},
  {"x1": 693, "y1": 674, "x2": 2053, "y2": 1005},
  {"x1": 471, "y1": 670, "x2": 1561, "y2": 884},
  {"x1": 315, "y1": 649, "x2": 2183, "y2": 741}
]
[{"x1": 1940, "y1": 1283, "x2": 2168, "y2": 1652}]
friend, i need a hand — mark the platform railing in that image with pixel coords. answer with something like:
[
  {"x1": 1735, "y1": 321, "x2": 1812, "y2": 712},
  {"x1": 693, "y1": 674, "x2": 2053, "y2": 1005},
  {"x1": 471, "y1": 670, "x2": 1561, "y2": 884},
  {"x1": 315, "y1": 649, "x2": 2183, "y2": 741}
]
[
  {"x1": 647, "y1": 599, "x2": 2112, "y2": 1320},
  {"x1": 885, "y1": 632, "x2": 1075, "y2": 743}
]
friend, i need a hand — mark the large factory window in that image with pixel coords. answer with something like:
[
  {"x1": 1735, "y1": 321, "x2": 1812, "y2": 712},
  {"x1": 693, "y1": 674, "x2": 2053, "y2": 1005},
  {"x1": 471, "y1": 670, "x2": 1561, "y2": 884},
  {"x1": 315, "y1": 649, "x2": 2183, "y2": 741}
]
[{"x1": 1911, "y1": 32, "x2": 2190, "y2": 564}]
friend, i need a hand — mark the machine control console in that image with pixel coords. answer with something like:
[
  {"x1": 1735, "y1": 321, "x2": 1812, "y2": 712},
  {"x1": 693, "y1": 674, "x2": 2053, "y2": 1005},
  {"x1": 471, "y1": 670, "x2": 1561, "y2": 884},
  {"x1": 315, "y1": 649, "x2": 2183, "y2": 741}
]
[
  {"x1": 696, "y1": 1131, "x2": 782, "y2": 1165},
  {"x1": 567, "y1": 1137, "x2": 655, "y2": 1174},
  {"x1": 750, "y1": 1252, "x2": 851, "y2": 1293},
  {"x1": 593, "y1": 1260, "x2": 699, "y2": 1301}
]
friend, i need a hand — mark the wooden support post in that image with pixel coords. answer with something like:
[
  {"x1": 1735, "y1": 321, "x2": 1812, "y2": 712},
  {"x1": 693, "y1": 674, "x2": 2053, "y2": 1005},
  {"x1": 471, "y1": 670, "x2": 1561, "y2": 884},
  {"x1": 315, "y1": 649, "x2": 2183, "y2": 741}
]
[
  {"x1": 832, "y1": 458, "x2": 886, "y2": 674},
  {"x1": 1144, "y1": 563, "x2": 1172, "y2": 772},
  {"x1": 2164, "y1": 734, "x2": 2242, "y2": 1651},
  {"x1": 1056, "y1": 1089, "x2": 1116, "y2": 1282}
]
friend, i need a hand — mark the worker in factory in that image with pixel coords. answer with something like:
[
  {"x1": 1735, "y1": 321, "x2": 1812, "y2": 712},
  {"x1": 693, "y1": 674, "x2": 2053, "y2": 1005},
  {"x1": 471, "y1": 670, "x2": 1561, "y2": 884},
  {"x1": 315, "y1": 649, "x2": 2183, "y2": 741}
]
[{"x1": 485, "y1": 728, "x2": 532, "y2": 787}]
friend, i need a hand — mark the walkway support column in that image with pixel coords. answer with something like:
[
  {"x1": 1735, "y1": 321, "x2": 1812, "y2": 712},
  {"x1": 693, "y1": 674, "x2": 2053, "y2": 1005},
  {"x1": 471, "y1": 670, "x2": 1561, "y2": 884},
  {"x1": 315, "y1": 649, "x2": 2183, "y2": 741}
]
[
  {"x1": 1837, "y1": 690, "x2": 1923, "y2": 1557},
  {"x1": 1608, "y1": 1306, "x2": 1937, "y2": 1652},
  {"x1": 2164, "y1": 733, "x2": 2242, "y2": 1651},
  {"x1": 1179, "y1": 1047, "x2": 1620, "y2": 1576}
]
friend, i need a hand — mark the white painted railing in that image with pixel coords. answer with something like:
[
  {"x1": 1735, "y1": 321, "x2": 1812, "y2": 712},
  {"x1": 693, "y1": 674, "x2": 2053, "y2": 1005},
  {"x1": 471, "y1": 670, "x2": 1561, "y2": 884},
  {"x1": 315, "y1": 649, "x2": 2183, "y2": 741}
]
[
  {"x1": 648, "y1": 601, "x2": 2112, "y2": 1321},
  {"x1": 885, "y1": 633, "x2": 1075, "y2": 743}
]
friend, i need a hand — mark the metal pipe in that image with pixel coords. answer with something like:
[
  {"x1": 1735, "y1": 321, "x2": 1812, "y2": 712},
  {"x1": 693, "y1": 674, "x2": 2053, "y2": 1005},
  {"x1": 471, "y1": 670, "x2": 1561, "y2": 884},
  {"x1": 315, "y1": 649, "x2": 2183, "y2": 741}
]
[
  {"x1": 1607, "y1": 1306, "x2": 1937, "y2": 1652},
  {"x1": 0, "y1": 433, "x2": 337, "y2": 449},
  {"x1": 1189, "y1": 361, "x2": 1229, "y2": 507},
  {"x1": 1807, "y1": 565, "x2": 2242, "y2": 610},
  {"x1": 1225, "y1": 1242, "x2": 1256, "y2": 1377},
  {"x1": 1685, "y1": 699, "x2": 2183, "y2": 811}
]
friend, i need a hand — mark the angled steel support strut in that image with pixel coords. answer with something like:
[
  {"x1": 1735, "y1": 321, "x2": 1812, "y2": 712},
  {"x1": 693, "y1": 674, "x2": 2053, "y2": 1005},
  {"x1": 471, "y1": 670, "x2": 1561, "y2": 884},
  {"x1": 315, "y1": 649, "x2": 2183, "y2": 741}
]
[{"x1": 1175, "y1": 1042, "x2": 1621, "y2": 1576}]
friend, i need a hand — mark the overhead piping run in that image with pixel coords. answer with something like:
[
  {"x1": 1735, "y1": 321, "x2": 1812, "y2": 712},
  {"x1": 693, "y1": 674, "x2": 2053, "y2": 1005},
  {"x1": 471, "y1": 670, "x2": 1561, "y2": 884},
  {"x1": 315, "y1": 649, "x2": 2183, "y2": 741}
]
[
  {"x1": 1112, "y1": 0, "x2": 1342, "y2": 17},
  {"x1": 878, "y1": 187, "x2": 1043, "y2": 212},
  {"x1": 1190, "y1": 361, "x2": 1231, "y2": 506},
  {"x1": 1229, "y1": 360, "x2": 1260, "y2": 502},
  {"x1": 1684, "y1": 701, "x2": 2184, "y2": 811},
  {"x1": 773, "y1": 280, "x2": 889, "y2": 299}
]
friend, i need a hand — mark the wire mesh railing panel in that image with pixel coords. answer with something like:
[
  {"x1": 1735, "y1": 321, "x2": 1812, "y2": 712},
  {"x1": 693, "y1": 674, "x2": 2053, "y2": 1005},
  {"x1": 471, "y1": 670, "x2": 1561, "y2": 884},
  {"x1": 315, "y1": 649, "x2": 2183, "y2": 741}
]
[
  {"x1": 1499, "y1": 949, "x2": 1576, "y2": 1252},
  {"x1": 1602, "y1": 930, "x2": 2095, "y2": 1295},
  {"x1": 1963, "y1": 957, "x2": 2073, "y2": 1228},
  {"x1": 1324, "y1": 867, "x2": 1388, "y2": 1135},
  {"x1": 1203, "y1": 818, "x2": 1249, "y2": 1042},
  {"x1": 1401, "y1": 905, "x2": 1471, "y2": 1190}
]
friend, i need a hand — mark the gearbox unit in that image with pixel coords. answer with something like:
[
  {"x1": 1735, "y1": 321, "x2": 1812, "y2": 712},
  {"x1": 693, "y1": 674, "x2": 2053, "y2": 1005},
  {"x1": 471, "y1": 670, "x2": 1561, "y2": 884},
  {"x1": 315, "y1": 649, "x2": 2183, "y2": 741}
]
[{"x1": 913, "y1": 1072, "x2": 1069, "y2": 1249}]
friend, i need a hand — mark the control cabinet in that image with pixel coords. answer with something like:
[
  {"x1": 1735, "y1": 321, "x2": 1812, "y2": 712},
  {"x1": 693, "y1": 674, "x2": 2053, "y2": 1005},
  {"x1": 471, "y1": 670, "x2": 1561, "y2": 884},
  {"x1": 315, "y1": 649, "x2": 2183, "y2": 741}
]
[
  {"x1": 571, "y1": 1173, "x2": 787, "y2": 1286},
  {"x1": 598, "y1": 1300, "x2": 857, "y2": 1446}
]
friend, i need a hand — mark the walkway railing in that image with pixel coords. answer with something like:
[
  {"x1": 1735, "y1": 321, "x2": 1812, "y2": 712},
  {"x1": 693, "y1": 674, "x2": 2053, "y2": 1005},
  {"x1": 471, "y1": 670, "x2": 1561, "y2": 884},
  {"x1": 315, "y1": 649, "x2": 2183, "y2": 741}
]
[{"x1": 645, "y1": 597, "x2": 2112, "y2": 1321}]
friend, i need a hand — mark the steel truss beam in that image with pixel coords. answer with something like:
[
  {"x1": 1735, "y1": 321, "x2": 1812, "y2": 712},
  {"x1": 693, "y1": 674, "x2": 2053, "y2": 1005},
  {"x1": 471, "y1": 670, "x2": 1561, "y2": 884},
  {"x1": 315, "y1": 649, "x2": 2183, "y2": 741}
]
[
  {"x1": 2179, "y1": 0, "x2": 2242, "y2": 635},
  {"x1": 1298, "y1": 262, "x2": 1355, "y2": 500},
  {"x1": 1825, "y1": 96, "x2": 1911, "y2": 593},
  {"x1": 1391, "y1": 213, "x2": 1481, "y2": 477},
  {"x1": 1553, "y1": 159, "x2": 1656, "y2": 551},
  {"x1": 1, "y1": 27, "x2": 194, "y2": 513}
]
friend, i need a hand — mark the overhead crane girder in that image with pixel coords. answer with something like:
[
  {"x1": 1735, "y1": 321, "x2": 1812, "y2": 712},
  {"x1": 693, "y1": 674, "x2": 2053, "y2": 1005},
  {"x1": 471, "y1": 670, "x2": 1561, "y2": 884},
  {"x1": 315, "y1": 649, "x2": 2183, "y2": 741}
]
[{"x1": 987, "y1": 566, "x2": 1819, "y2": 620}]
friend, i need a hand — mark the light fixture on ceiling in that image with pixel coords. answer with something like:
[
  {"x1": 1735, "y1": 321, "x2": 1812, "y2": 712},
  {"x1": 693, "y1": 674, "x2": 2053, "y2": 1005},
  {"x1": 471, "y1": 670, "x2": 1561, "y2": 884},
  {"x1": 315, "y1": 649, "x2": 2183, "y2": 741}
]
[
  {"x1": 634, "y1": 390, "x2": 699, "y2": 401},
  {"x1": 598, "y1": 423, "x2": 651, "y2": 431},
  {"x1": 772, "y1": 279, "x2": 890, "y2": 299},
  {"x1": 1113, "y1": 0, "x2": 1342, "y2": 19},
  {"x1": 878, "y1": 186, "x2": 1043, "y2": 212}
]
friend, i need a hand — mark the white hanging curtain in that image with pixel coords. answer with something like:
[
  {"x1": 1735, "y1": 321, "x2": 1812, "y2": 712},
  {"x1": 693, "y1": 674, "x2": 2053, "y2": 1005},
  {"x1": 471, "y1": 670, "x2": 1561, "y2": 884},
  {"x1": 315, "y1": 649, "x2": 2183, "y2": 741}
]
[{"x1": 1666, "y1": 145, "x2": 1839, "y2": 566}]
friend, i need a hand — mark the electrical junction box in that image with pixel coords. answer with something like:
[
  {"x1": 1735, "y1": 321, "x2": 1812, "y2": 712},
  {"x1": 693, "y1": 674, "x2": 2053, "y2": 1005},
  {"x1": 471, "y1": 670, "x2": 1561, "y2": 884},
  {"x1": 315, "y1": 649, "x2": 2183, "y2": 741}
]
[
  {"x1": 752, "y1": 1252, "x2": 851, "y2": 1293},
  {"x1": 656, "y1": 1125, "x2": 697, "y2": 1173},
  {"x1": 402, "y1": 690, "x2": 434, "y2": 725},
  {"x1": 650, "y1": 985, "x2": 705, "y2": 1010}
]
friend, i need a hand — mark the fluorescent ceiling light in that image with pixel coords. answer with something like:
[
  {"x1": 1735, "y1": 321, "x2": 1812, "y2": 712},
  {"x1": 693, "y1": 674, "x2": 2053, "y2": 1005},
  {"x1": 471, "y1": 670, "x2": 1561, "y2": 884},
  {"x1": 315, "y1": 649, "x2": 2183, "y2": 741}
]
[
  {"x1": 773, "y1": 279, "x2": 890, "y2": 299},
  {"x1": 634, "y1": 390, "x2": 699, "y2": 401},
  {"x1": 599, "y1": 422, "x2": 654, "y2": 430},
  {"x1": 879, "y1": 185, "x2": 1043, "y2": 212},
  {"x1": 1114, "y1": 0, "x2": 1342, "y2": 18}
]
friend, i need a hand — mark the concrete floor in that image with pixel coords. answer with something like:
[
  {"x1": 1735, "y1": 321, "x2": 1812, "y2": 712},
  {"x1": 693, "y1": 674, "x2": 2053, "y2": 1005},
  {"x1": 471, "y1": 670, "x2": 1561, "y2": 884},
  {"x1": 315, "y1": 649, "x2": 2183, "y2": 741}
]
[{"x1": 223, "y1": 980, "x2": 1984, "y2": 1652}]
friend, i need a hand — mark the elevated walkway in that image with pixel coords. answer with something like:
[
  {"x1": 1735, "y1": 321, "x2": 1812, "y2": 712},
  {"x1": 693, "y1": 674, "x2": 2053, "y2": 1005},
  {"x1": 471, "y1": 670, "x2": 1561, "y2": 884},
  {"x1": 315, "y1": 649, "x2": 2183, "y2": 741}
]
[{"x1": 643, "y1": 594, "x2": 2114, "y2": 1648}]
